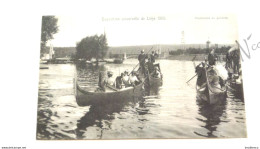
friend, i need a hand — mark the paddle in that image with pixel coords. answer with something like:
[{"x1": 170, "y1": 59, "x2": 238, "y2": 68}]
[
  {"x1": 186, "y1": 74, "x2": 198, "y2": 84},
  {"x1": 192, "y1": 55, "x2": 197, "y2": 68},
  {"x1": 106, "y1": 84, "x2": 119, "y2": 91},
  {"x1": 129, "y1": 46, "x2": 153, "y2": 76},
  {"x1": 186, "y1": 58, "x2": 203, "y2": 84}
]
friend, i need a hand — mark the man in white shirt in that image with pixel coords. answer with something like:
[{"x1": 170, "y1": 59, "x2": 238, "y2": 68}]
[
  {"x1": 129, "y1": 71, "x2": 141, "y2": 86},
  {"x1": 123, "y1": 70, "x2": 131, "y2": 87}
]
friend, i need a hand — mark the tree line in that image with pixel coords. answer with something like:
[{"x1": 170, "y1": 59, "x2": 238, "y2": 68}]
[
  {"x1": 40, "y1": 16, "x2": 108, "y2": 62},
  {"x1": 76, "y1": 34, "x2": 108, "y2": 61},
  {"x1": 40, "y1": 16, "x2": 59, "y2": 56},
  {"x1": 169, "y1": 46, "x2": 232, "y2": 55}
]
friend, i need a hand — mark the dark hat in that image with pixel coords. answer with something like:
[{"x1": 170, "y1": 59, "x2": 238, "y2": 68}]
[{"x1": 107, "y1": 71, "x2": 113, "y2": 75}]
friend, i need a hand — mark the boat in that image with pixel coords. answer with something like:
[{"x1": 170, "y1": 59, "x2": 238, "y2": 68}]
[
  {"x1": 139, "y1": 63, "x2": 163, "y2": 88},
  {"x1": 113, "y1": 58, "x2": 124, "y2": 64},
  {"x1": 196, "y1": 63, "x2": 227, "y2": 104},
  {"x1": 104, "y1": 58, "x2": 124, "y2": 64},
  {"x1": 226, "y1": 74, "x2": 244, "y2": 100},
  {"x1": 74, "y1": 77, "x2": 144, "y2": 106},
  {"x1": 40, "y1": 66, "x2": 49, "y2": 69},
  {"x1": 39, "y1": 64, "x2": 49, "y2": 69},
  {"x1": 225, "y1": 46, "x2": 244, "y2": 100},
  {"x1": 148, "y1": 72, "x2": 163, "y2": 87}
]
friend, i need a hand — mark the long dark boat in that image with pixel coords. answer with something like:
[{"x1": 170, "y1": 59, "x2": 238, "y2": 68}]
[
  {"x1": 148, "y1": 73, "x2": 163, "y2": 87},
  {"x1": 139, "y1": 63, "x2": 163, "y2": 88},
  {"x1": 196, "y1": 63, "x2": 227, "y2": 104},
  {"x1": 104, "y1": 58, "x2": 124, "y2": 64},
  {"x1": 74, "y1": 77, "x2": 144, "y2": 106},
  {"x1": 226, "y1": 75, "x2": 244, "y2": 100}
]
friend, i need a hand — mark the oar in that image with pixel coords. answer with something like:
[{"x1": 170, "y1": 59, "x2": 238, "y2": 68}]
[
  {"x1": 106, "y1": 84, "x2": 119, "y2": 91},
  {"x1": 192, "y1": 55, "x2": 197, "y2": 68},
  {"x1": 186, "y1": 74, "x2": 198, "y2": 83},
  {"x1": 192, "y1": 55, "x2": 197, "y2": 61},
  {"x1": 129, "y1": 46, "x2": 153, "y2": 75},
  {"x1": 186, "y1": 62, "x2": 203, "y2": 84}
]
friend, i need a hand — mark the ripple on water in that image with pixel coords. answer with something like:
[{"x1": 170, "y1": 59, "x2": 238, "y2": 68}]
[{"x1": 37, "y1": 61, "x2": 247, "y2": 139}]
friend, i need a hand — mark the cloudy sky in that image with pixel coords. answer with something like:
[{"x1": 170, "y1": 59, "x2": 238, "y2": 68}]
[{"x1": 50, "y1": 14, "x2": 238, "y2": 47}]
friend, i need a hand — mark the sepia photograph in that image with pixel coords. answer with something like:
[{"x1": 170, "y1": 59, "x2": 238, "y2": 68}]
[{"x1": 37, "y1": 14, "x2": 246, "y2": 140}]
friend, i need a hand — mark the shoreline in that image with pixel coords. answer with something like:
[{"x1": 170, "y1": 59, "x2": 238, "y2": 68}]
[{"x1": 159, "y1": 54, "x2": 226, "y2": 61}]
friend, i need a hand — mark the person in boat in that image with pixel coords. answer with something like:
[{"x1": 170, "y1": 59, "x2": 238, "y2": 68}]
[
  {"x1": 115, "y1": 73, "x2": 125, "y2": 89},
  {"x1": 207, "y1": 49, "x2": 217, "y2": 66},
  {"x1": 138, "y1": 49, "x2": 147, "y2": 74},
  {"x1": 145, "y1": 58, "x2": 155, "y2": 74},
  {"x1": 195, "y1": 63, "x2": 207, "y2": 88},
  {"x1": 232, "y1": 50, "x2": 240, "y2": 74},
  {"x1": 150, "y1": 50, "x2": 157, "y2": 63},
  {"x1": 122, "y1": 70, "x2": 131, "y2": 87},
  {"x1": 105, "y1": 71, "x2": 115, "y2": 87},
  {"x1": 207, "y1": 68, "x2": 221, "y2": 88},
  {"x1": 129, "y1": 71, "x2": 141, "y2": 86},
  {"x1": 225, "y1": 52, "x2": 233, "y2": 80},
  {"x1": 225, "y1": 52, "x2": 232, "y2": 69}
]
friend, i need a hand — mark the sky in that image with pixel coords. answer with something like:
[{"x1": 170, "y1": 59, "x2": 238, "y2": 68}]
[{"x1": 49, "y1": 14, "x2": 238, "y2": 47}]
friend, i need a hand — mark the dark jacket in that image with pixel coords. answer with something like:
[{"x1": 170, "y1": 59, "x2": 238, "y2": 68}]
[
  {"x1": 150, "y1": 54, "x2": 155, "y2": 63},
  {"x1": 115, "y1": 76, "x2": 123, "y2": 89},
  {"x1": 138, "y1": 54, "x2": 146, "y2": 64},
  {"x1": 208, "y1": 53, "x2": 216, "y2": 65}
]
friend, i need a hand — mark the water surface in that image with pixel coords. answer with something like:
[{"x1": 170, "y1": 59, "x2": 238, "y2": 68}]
[{"x1": 37, "y1": 59, "x2": 246, "y2": 139}]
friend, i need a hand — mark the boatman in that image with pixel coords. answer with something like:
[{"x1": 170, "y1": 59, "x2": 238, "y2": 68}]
[
  {"x1": 150, "y1": 51, "x2": 156, "y2": 63},
  {"x1": 232, "y1": 50, "x2": 240, "y2": 74},
  {"x1": 138, "y1": 49, "x2": 147, "y2": 74},
  {"x1": 225, "y1": 52, "x2": 232, "y2": 69},
  {"x1": 145, "y1": 58, "x2": 155, "y2": 74},
  {"x1": 208, "y1": 49, "x2": 217, "y2": 66}
]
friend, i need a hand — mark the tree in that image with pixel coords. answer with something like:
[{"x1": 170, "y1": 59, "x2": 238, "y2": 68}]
[
  {"x1": 76, "y1": 34, "x2": 109, "y2": 63},
  {"x1": 40, "y1": 16, "x2": 59, "y2": 55}
]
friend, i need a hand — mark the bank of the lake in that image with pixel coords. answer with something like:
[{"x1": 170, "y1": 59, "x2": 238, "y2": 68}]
[{"x1": 165, "y1": 54, "x2": 226, "y2": 61}]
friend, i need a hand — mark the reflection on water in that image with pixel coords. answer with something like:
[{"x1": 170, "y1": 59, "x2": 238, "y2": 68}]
[
  {"x1": 37, "y1": 60, "x2": 247, "y2": 140},
  {"x1": 194, "y1": 100, "x2": 227, "y2": 138}
]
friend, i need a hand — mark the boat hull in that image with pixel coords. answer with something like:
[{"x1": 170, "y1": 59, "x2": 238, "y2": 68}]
[
  {"x1": 196, "y1": 82, "x2": 208, "y2": 102},
  {"x1": 227, "y1": 81, "x2": 244, "y2": 100},
  {"x1": 74, "y1": 79, "x2": 144, "y2": 106},
  {"x1": 148, "y1": 75, "x2": 163, "y2": 87},
  {"x1": 196, "y1": 65, "x2": 227, "y2": 104}
]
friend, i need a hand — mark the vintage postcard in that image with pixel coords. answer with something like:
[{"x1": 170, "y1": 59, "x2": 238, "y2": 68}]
[{"x1": 37, "y1": 14, "x2": 246, "y2": 140}]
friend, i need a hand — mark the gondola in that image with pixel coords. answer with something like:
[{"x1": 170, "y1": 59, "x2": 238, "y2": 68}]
[
  {"x1": 74, "y1": 77, "x2": 144, "y2": 106},
  {"x1": 226, "y1": 75, "x2": 244, "y2": 100},
  {"x1": 148, "y1": 72, "x2": 163, "y2": 87},
  {"x1": 225, "y1": 45, "x2": 244, "y2": 100},
  {"x1": 139, "y1": 63, "x2": 163, "y2": 88},
  {"x1": 196, "y1": 63, "x2": 227, "y2": 104},
  {"x1": 105, "y1": 58, "x2": 124, "y2": 64}
]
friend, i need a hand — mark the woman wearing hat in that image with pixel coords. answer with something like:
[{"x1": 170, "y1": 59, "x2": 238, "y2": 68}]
[{"x1": 106, "y1": 71, "x2": 115, "y2": 87}]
